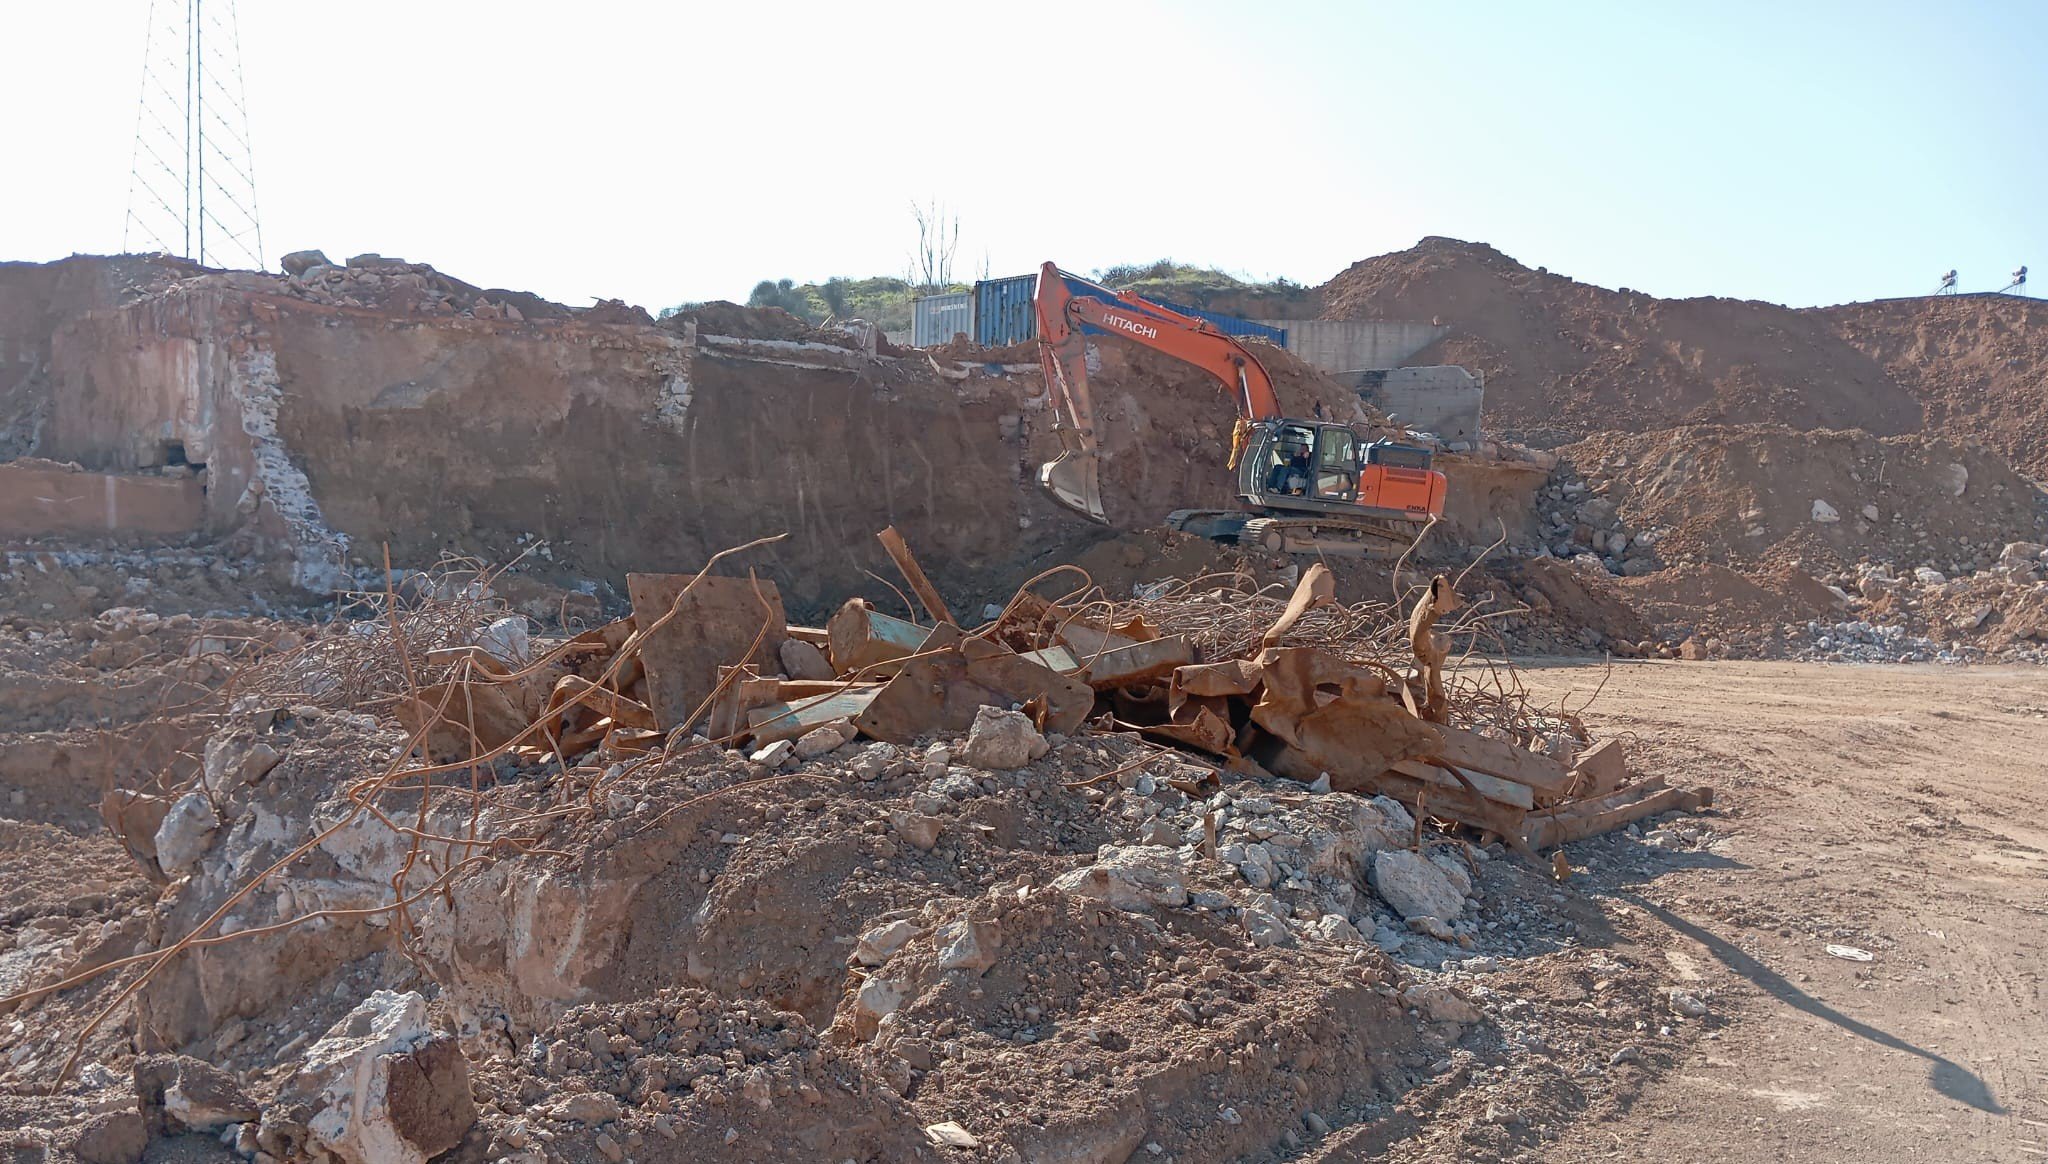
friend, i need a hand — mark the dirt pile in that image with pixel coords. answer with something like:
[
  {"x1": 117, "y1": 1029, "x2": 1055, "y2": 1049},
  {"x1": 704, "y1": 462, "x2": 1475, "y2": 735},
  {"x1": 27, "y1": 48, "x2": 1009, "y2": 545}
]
[
  {"x1": 1825, "y1": 293, "x2": 2048, "y2": 479},
  {"x1": 1319, "y1": 238, "x2": 2048, "y2": 479},
  {"x1": 0, "y1": 542, "x2": 1721, "y2": 1162},
  {"x1": 1558, "y1": 425, "x2": 2048, "y2": 576},
  {"x1": 1318, "y1": 238, "x2": 1925, "y2": 444}
]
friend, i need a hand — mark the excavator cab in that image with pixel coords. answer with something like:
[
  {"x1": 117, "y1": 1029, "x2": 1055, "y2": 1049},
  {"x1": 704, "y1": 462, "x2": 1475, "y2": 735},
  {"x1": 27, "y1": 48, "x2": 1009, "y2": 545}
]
[{"x1": 1240, "y1": 423, "x2": 1445, "y2": 520}]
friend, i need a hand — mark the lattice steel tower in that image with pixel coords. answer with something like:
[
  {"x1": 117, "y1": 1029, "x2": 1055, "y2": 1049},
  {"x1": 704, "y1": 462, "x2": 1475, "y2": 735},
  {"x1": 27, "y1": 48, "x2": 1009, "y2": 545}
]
[{"x1": 124, "y1": 0, "x2": 264, "y2": 269}]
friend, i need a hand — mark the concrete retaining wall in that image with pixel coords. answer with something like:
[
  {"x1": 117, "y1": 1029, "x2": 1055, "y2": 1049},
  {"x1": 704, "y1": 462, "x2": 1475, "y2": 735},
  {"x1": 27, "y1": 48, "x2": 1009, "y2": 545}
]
[
  {"x1": 0, "y1": 460, "x2": 205, "y2": 538},
  {"x1": 1252, "y1": 319, "x2": 1447, "y2": 375},
  {"x1": 1359, "y1": 366, "x2": 1485, "y2": 444}
]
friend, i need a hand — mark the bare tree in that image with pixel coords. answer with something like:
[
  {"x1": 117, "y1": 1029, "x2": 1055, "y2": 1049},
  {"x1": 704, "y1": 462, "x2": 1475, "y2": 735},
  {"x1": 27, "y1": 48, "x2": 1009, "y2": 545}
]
[{"x1": 909, "y1": 199, "x2": 961, "y2": 292}]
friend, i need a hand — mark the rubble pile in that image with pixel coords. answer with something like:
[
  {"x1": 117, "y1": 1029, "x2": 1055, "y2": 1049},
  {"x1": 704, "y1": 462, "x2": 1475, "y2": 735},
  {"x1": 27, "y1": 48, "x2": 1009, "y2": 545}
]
[{"x1": 0, "y1": 532, "x2": 1718, "y2": 1162}]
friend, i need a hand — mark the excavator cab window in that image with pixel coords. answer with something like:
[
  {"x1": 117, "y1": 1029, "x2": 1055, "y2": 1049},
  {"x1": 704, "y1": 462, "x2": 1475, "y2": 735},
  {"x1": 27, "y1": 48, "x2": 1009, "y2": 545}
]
[
  {"x1": 1264, "y1": 425, "x2": 1316, "y2": 497},
  {"x1": 1315, "y1": 427, "x2": 1358, "y2": 500}
]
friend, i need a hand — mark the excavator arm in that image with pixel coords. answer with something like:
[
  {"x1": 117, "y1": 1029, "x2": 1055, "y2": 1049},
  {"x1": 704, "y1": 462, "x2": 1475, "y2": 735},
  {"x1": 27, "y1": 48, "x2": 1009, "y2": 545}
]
[{"x1": 1034, "y1": 262, "x2": 1284, "y2": 522}]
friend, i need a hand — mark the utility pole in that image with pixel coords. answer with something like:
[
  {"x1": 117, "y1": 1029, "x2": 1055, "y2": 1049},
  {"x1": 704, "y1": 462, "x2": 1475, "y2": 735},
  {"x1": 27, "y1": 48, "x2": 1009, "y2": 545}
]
[{"x1": 125, "y1": 0, "x2": 264, "y2": 270}]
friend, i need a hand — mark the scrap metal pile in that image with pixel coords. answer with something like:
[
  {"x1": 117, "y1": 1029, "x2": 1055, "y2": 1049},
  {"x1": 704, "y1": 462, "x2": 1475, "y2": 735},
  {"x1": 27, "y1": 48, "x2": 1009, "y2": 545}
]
[{"x1": 399, "y1": 528, "x2": 1710, "y2": 855}]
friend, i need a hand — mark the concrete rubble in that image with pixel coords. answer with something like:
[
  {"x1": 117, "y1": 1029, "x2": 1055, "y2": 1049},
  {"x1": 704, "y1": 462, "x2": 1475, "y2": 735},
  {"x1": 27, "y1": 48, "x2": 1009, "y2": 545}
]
[{"x1": 0, "y1": 525, "x2": 1722, "y2": 1163}]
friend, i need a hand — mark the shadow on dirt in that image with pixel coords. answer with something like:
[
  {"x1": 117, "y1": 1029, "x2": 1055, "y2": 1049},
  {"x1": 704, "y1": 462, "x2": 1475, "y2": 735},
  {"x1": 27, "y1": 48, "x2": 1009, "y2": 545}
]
[{"x1": 1626, "y1": 894, "x2": 2004, "y2": 1115}]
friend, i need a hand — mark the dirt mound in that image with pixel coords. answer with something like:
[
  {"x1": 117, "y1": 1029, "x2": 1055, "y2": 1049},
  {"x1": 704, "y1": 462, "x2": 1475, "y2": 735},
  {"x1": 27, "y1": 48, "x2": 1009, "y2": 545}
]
[
  {"x1": 1824, "y1": 294, "x2": 2048, "y2": 479},
  {"x1": 1318, "y1": 238, "x2": 1925, "y2": 444},
  {"x1": 663, "y1": 299, "x2": 854, "y2": 346},
  {"x1": 1560, "y1": 425, "x2": 2048, "y2": 576}
]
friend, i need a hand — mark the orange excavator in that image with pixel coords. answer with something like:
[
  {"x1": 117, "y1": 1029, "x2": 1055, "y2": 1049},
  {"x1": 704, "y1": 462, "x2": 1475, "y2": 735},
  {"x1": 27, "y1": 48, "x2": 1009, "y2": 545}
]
[{"x1": 1034, "y1": 262, "x2": 1447, "y2": 556}]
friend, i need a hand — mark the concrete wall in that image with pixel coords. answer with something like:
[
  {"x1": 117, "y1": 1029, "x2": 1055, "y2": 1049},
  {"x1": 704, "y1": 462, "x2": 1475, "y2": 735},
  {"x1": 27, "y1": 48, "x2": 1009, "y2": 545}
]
[
  {"x1": 1359, "y1": 366, "x2": 1486, "y2": 444},
  {"x1": 0, "y1": 460, "x2": 205, "y2": 538},
  {"x1": 1253, "y1": 319, "x2": 1447, "y2": 375}
]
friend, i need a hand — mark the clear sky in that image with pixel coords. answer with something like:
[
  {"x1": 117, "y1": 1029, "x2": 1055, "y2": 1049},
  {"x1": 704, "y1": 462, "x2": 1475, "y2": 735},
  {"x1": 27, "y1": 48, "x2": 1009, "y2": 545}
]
[{"x1": 2, "y1": 1, "x2": 2041, "y2": 310}]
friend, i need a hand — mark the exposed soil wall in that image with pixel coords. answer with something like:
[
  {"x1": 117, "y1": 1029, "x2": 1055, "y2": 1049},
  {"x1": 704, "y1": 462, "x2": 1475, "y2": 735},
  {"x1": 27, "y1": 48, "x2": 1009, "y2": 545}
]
[{"x1": 0, "y1": 255, "x2": 199, "y2": 458}]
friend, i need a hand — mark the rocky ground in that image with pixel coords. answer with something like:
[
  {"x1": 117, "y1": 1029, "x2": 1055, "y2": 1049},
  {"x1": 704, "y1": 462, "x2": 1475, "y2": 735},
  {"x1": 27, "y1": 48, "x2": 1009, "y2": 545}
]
[{"x1": 0, "y1": 556, "x2": 1743, "y2": 1164}]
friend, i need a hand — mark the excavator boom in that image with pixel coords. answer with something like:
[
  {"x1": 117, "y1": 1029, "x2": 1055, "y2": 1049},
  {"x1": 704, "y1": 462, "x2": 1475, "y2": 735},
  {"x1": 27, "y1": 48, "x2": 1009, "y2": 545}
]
[{"x1": 1034, "y1": 263, "x2": 1284, "y2": 522}]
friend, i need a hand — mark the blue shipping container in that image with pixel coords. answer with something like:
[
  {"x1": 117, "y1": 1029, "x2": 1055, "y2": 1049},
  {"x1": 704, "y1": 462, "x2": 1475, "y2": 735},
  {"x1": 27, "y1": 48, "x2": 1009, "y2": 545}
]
[
  {"x1": 974, "y1": 274, "x2": 1038, "y2": 347},
  {"x1": 1144, "y1": 297, "x2": 1289, "y2": 346},
  {"x1": 911, "y1": 291, "x2": 973, "y2": 347}
]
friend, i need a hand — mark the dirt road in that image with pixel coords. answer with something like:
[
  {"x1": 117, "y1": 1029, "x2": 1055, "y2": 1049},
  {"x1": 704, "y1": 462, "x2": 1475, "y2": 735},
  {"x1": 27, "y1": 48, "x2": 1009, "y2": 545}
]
[{"x1": 1515, "y1": 659, "x2": 2048, "y2": 1161}]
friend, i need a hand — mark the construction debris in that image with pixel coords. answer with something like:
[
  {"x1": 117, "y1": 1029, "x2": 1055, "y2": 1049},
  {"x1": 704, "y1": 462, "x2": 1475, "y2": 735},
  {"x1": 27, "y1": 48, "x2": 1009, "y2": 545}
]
[{"x1": 0, "y1": 531, "x2": 1715, "y2": 1163}]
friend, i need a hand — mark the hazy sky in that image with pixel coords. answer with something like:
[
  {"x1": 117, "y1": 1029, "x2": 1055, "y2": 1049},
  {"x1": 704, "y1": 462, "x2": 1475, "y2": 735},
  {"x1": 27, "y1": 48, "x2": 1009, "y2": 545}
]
[{"x1": 2, "y1": 1, "x2": 2041, "y2": 310}]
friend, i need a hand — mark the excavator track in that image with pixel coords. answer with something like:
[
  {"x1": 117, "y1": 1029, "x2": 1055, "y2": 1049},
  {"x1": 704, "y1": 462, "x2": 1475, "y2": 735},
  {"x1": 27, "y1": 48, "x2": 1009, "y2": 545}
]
[{"x1": 1169, "y1": 510, "x2": 1423, "y2": 558}]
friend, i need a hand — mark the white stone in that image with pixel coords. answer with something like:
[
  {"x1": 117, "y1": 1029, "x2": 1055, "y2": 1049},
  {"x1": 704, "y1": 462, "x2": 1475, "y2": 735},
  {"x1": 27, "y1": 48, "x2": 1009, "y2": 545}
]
[
  {"x1": 1051, "y1": 845, "x2": 1189, "y2": 910},
  {"x1": 887, "y1": 810, "x2": 942, "y2": 852},
  {"x1": 289, "y1": 990, "x2": 470, "y2": 1164},
  {"x1": 958, "y1": 705, "x2": 1047, "y2": 770},
  {"x1": 1312, "y1": 914, "x2": 1362, "y2": 943},
  {"x1": 1407, "y1": 915, "x2": 1456, "y2": 941},
  {"x1": 749, "y1": 739, "x2": 794, "y2": 767},
  {"x1": 853, "y1": 919, "x2": 918, "y2": 966},
  {"x1": 1402, "y1": 983, "x2": 1484, "y2": 1025},
  {"x1": 1242, "y1": 904, "x2": 1292, "y2": 947},
  {"x1": 1370, "y1": 849, "x2": 1465, "y2": 922},
  {"x1": 1810, "y1": 499, "x2": 1839, "y2": 524},
  {"x1": 204, "y1": 736, "x2": 282, "y2": 789},
  {"x1": 1427, "y1": 851, "x2": 1474, "y2": 899},
  {"x1": 777, "y1": 637, "x2": 835, "y2": 682},
  {"x1": 1914, "y1": 567, "x2": 1948, "y2": 586},
  {"x1": 155, "y1": 792, "x2": 219, "y2": 877},
  {"x1": 792, "y1": 719, "x2": 856, "y2": 759},
  {"x1": 475, "y1": 616, "x2": 530, "y2": 666},
  {"x1": 1941, "y1": 463, "x2": 1968, "y2": 497},
  {"x1": 933, "y1": 917, "x2": 1000, "y2": 975},
  {"x1": 1861, "y1": 504, "x2": 1881, "y2": 521},
  {"x1": 855, "y1": 976, "x2": 905, "y2": 1024}
]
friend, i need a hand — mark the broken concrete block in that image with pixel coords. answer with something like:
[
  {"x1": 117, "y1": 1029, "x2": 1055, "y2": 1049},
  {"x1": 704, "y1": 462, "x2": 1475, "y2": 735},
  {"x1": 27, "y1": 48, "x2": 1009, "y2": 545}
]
[
  {"x1": 1810, "y1": 499, "x2": 1839, "y2": 524},
  {"x1": 280, "y1": 249, "x2": 331, "y2": 277},
  {"x1": 1312, "y1": 913, "x2": 1363, "y2": 943},
  {"x1": 281, "y1": 990, "x2": 475, "y2": 1164},
  {"x1": 925, "y1": 1121, "x2": 979, "y2": 1148},
  {"x1": 203, "y1": 735, "x2": 282, "y2": 789},
  {"x1": 958, "y1": 705, "x2": 1047, "y2": 770},
  {"x1": 71, "y1": 1112, "x2": 148, "y2": 1164},
  {"x1": 550, "y1": 1091, "x2": 621, "y2": 1125},
  {"x1": 1242, "y1": 904, "x2": 1292, "y2": 947},
  {"x1": 475, "y1": 615, "x2": 531, "y2": 666},
  {"x1": 1941, "y1": 462, "x2": 1968, "y2": 497},
  {"x1": 161, "y1": 1056, "x2": 258, "y2": 1132},
  {"x1": 749, "y1": 739, "x2": 794, "y2": 767},
  {"x1": 1406, "y1": 915, "x2": 1456, "y2": 941},
  {"x1": 793, "y1": 719, "x2": 857, "y2": 759},
  {"x1": 1401, "y1": 983, "x2": 1484, "y2": 1025},
  {"x1": 778, "y1": 637, "x2": 836, "y2": 682},
  {"x1": 1369, "y1": 849, "x2": 1465, "y2": 922},
  {"x1": 153, "y1": 791, "x2": 219, "y2": 877},
  {"x1": 854, "y1": 919, "x2": 918, "y2": 966},
  {"x1": 1050, "y1": 845, "x2": 1189, "y2": 911},
  {"x1": 1137, "y1": 819, "x2": 1180, "y2": 847},
  {"x1": 888, "y1": 809, "x2": 943, "y2": 852},
  {"x1": 855, "y1": 976, "x2": 905, "y2": 1025},
  {"x1": 933, "y1": 917, "x2": 1001, "y2": 975}
]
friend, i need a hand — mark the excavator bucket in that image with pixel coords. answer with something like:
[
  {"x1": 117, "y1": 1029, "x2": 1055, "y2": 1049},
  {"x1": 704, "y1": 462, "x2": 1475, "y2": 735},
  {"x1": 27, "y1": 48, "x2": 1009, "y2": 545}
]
[{"x1": 1038, "y1": 436, "x2": 1107, "y2": 524}]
